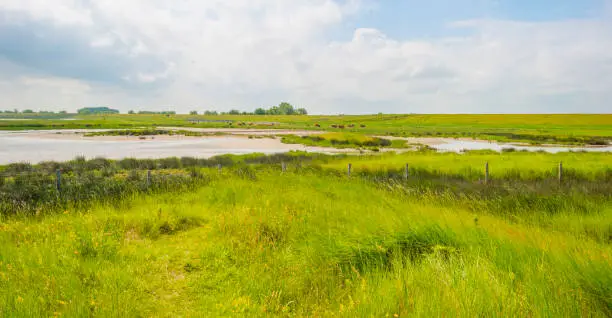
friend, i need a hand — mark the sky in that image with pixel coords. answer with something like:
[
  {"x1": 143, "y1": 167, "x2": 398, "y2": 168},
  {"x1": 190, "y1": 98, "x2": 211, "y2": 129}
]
[{"x1": 0, "y1": 0, "x2": 611, "y2": 114}]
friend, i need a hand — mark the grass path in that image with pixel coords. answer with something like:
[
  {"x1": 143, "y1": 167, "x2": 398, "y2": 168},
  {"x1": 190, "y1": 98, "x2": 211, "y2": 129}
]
[{"x1": 1, "y1": 172, "x2": 610, "y2": 316}]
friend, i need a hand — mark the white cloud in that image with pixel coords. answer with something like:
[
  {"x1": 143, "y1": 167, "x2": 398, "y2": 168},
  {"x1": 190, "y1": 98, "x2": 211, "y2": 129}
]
[
  {"x1": 0, "y1": 1, "x2": 611, "y2": 113},
  {"x1": 90, "y1": 35, "x2": 115, "y2": 48},
  {"x1": 0, "y1": 0, "x2": 93, "y2": 26},
  {"x1": 0, "y1": 75, "x2": 90, "y2": 110}
]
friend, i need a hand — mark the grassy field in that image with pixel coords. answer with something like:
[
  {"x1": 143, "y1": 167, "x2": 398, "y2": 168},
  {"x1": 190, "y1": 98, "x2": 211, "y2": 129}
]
[
  {"x1": 0, "y1": 152, "x2": 611, "y2": 316},
  {"x1": 1, "y1": 113, "x2": 611, "y2": 145},
  {"x1": 281, "y1": 132, "x2": 409, "y2": 150},
  {"x1": 324, "y1": 150, "x2": 612, "y2": 180}
]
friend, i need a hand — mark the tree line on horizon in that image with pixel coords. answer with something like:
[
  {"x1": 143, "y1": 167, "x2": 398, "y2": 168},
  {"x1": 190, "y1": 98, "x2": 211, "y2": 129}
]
[
  {"x1": 189, "y1": 102, "x2": 307, "y2": 116},
  {"x1": 1, "y1": 109, "x2": 68, "y2": 114},
  {"x1": 1, "y1": 102, "x2": 307, "y2": 116}
]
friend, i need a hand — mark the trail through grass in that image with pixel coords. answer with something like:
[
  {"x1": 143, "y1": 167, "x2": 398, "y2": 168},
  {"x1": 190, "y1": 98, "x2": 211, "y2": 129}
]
[{"x1": 1, "y1": 167, "x2": 610, "y2": 316}]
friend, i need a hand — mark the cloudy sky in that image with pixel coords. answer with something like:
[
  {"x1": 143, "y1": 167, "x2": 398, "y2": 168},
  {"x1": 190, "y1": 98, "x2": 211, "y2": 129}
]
[{"x1": 0, "y1": 0, "x2": 611, "y2": 114}]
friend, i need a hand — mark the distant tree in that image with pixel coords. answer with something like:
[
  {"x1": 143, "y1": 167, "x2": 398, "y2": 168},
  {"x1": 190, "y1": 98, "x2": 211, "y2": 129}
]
[
  {"x1": 254, "y1": 108, "x2": 266, "y2": 115},
  {"x1": 136, "y1": 110, "x2": 175, "y2": 115},
  {"x1": 59, "y1": 110, "x2": 68, "y2": 114},
  {"x1": 204, "y1": 110, "x2": 218, "y2": 116},
  {"x1": 267, "y1": 106, "x2": 281, "y2": 115},
  {"x1": 190, "y1": 110, "x2": 198, "y2": 115},
  {"x1": 128, "y1": 110, "x2": 135, "y2": 114},
  {"x1": 22, "y1": 109, "x2": 34, "y2": 113},
  {"x1": 278, "y1": 102, "x2": 295, "y2": 115},
  {"x1": 211, "y1": 103, "x2": 308, "y2": 116},
  {"x1": 78, "y1": 107, "x2": 119, "y2": 115}
]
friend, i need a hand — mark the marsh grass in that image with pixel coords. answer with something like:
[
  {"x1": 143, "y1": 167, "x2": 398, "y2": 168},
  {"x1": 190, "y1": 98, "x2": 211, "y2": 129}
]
[
  {"x1": 281, "y1": 132, "x2": 407, "y2": 149},
  {"x1": 0, "y1": 152, "x2": 611, "y2": 316},
  {"x1": 0, "y1": 170, "x2": 610, "y2": 316}
]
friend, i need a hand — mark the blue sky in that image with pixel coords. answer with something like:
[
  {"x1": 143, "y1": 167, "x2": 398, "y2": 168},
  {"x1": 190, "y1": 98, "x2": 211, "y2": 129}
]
[
  {"x1": 0, "y1": 0, "x2": 610, "y2": 114},
  {"x1": 355, "y1": 0, "x2": 605, "y2": 39}
]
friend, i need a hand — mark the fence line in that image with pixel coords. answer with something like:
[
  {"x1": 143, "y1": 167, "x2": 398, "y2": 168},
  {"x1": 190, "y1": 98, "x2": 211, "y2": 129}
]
[{"x1": 0, "y1": 161, "x2": 577, "y2": 193}]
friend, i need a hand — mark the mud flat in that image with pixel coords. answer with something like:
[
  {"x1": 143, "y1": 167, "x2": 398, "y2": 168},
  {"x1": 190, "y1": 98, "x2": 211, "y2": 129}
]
[{"x1": 0, "y1": 130, "x2": 354, "y2": 164}]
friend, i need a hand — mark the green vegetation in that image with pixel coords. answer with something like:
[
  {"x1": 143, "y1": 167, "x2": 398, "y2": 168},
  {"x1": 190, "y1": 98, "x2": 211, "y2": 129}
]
[
  {"x1": 254, "y1": 102, "x2": 307, "y2": 115},
  {"x1": 281, "y1": 132, "x2": 408, "y2": 150},
  {"x1": 0, "y1": 151, "x2": 611, "y2": 316},
  {"x1": 1, "y1": 110, "x2": 67, "y2": 114},
  {"x1": 136, "y1": 111, "x2": 176, "y2": 115},
  {"x1": 0, "y1": 110, "x2": 72, "y2": 120},
  {"x1": 1, "y1": 113, "x2": 610, "y2": 145},
  {"x1": 77, "y1": 107, "x2": 120, "y2": 115},
  {"x1": 323, "y1": 150, "x2": 612, "y2": 181},
  {"x1": 200, "y1": 102, "x2": 307, "y2": 116}
]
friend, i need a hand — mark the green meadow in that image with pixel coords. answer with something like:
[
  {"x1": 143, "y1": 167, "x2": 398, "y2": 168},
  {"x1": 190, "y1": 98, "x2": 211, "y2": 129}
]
[
  {"x1": 1, "y1": 113, "x2": 611, "y2": 145},
  {"x1": 0, "y1": 151, "x2": 610, "y2": 316}
]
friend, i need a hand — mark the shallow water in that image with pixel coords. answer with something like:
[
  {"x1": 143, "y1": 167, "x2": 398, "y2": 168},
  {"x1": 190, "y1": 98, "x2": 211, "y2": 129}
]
[
  {"x1": 430, "y1": 139, "x2": 612, "y2": 153},
  {"x1": 0, "y1": 131, "x2": 313, "y2": 164},
  {"x1": 0, "y1": 130, "x2": 610, "y2": 164}
]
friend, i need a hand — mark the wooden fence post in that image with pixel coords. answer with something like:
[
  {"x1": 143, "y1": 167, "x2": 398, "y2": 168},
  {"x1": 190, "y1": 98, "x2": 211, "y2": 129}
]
[
  {"x1": 282, "y1": 162, "x2": 287, "y2": 173},
  {"x1": 404, "y1": 164, "x2": 409, "y2": 181},
  {"x1": 558, "y1": 162, "x2": 563, "y2": 183},
  {"x1": 348, "y1": 163, "x2": 352, "y2": 177},
  {"x1": 56, "y1": 169, "x2": 61, "y2": 191},
  {"x1": 485, "y1": 162, "x2": 489, "y2": 184},
  {"x1": 218, "y1": 164, "x2": 222, "y2": 173},
  {"x1": 147, "y1": 170, "x2": 152, "y2": 187}
]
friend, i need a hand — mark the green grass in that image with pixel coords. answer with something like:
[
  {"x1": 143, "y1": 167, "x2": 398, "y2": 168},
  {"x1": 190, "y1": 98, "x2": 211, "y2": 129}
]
[
  {"x1": 1, "y1": 113, "x2": 611, "y2": 145},
  {"x1": 281, "y1": 132, "x2": 408, "y2": 150},
  {"x1": 0, "y1": 152, "x2": 611, "y2": 316},
  {"x1": 323, "y1": 150, "x2": 612, "y2": 181},
  {"x1": 0, "y1": 171, "x2": 610, "y2": 316}
]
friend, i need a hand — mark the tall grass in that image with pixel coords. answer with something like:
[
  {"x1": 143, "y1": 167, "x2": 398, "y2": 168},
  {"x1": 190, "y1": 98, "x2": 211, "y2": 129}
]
[
  {"x1": 0, "y1": 168, "x2": 610, "y2": 316},
  {"x1": 1, "y1": 151, "x2": 610, "y2": 217}
]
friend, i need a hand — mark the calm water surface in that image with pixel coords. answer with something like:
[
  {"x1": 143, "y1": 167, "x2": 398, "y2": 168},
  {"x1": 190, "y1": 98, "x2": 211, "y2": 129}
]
[
  {"x1": 0, "y1": 130, "x2": 308, "y2": 164},
  {"x1": 0, "y1": 130, "x2": 610, "y2": 164}
]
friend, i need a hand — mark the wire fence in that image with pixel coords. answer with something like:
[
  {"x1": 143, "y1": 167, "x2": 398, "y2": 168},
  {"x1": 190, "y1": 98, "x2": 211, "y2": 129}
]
[
  {"x1": 1, "y1": 160, "x2": 611, "y2": 218},
  {"x1": 0, "y1": 160, "x2": 587, "y2": 190}
]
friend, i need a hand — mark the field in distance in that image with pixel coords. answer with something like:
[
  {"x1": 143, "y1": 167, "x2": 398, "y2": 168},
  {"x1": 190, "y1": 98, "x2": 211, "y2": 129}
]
[{"x1": 1, "y1": 113, "x2": 611, "y2": 145}]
